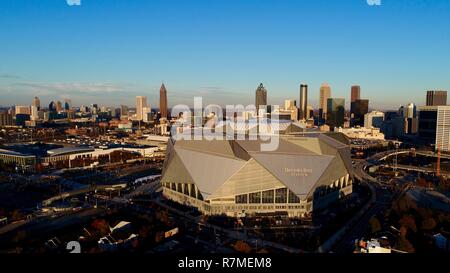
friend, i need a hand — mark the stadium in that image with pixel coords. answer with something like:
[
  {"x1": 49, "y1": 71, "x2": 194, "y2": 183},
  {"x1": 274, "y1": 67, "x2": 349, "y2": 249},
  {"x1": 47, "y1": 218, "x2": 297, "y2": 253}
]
[{"x1": 160, "y1": 133, "x2": 354, "y2": 218}]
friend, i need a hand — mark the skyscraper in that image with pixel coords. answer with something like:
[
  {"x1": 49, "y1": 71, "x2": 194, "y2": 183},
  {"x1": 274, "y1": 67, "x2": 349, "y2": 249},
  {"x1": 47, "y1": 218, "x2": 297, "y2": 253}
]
[
  {"x1": 32, "y1": 96, "x2": 40, "y2": 111},
  {"x1": 364, "y1": 111, "x2": 385, "y2": 129},
  {"x1": 418, "y1": 106, "x2": 450, "y2": 151},
  {"x1": 49, "y1": 101, "x2": 57, "y2": 113},
  {"x1": 284, "y1": 100, "x2": 296, "y2": 110},
  {"x1": 255, "y1": 83, "x2": 267, "y2": 113},
  {"x1": 0, "y1": 112, "x2": 13, "y2": 126},
  {"x1": 160, "y1": 83, "x2": 168, "y2": 120},
  {"x1": 299, "y1": 84, "x2": 308, "y2": 120},
  {"x1": 319, "y1": 83, "x2": 331, "y2": 119},
  {"x1": 136, "y1": 96, "x2": 148, "y2": 121},
  {"x1": 15, "y1": 105, "x2": 31, "y2": 115},
  {"x1": 405, "y1": 102, "x2": 417, "y2": 119},
  {"x1": 64, "y1": 99, "x2": 71, "y2": 111},
  {"x1": 326, "y1": 98, "x2": 345, "y2": 129},
  {"x1": 120, "y1": 105, "x2": 129, "y2": 118},
  {"x1": 426, "y1": 90, "x2": 447, "y2": 106},
  {"x1": 56, "y1": 101, "x2": 63, "y2": 112},
  {"x1": 350, "y1": 99, "x2": 369, "y2": 127},
  {"x1": 351, "y1": 85, "x2": 361, "y2": 103}
]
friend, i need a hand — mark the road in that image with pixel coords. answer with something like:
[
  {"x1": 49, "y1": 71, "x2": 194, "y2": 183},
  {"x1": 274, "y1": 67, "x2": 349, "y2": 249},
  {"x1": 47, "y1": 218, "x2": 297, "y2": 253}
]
[{"x1": 331, "y1": 160, "x2": 394, "y2": 253}]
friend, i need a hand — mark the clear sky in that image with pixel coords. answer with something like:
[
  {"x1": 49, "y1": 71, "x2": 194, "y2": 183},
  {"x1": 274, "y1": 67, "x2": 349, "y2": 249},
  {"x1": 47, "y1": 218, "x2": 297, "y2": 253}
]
[{"x1": 1, "y1": 0, "x2": 449, "y2": 110}]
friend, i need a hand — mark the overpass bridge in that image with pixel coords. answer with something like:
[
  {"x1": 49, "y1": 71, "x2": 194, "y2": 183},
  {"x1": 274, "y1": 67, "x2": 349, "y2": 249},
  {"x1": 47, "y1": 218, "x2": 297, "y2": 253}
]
[
  {"x1": 381, "y1": 164, "x2": 450, "y2": 176},
  {"x1": 370, "y1": 149, "x2": 450, "y2": 162},
  {"x1": 42, "y1": 183, "x2": 127, "y2": 206}
]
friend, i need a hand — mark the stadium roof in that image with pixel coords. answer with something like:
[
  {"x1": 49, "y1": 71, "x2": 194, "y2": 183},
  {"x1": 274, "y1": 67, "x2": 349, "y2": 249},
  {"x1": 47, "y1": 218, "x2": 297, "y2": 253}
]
[{"x1": 161, "y1": 132, "x2": 354, "y2": 200}]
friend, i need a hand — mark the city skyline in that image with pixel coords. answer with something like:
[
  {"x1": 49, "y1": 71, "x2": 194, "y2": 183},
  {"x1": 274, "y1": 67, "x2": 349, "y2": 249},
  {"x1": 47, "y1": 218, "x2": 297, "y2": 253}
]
[{"x1": 1, "y1": 0, "x2": 450, "y2": 109}]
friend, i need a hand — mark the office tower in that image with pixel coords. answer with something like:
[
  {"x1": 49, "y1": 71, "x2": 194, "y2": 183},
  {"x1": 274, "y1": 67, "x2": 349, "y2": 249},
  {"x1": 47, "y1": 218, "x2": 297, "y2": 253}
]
[
  {"x1": 326, "y1": 98, "x2": 345, "y2": 129},
  {"x1": 319, "y1": 83, "x2": 331, "y2": 119},
  {"x1": 15, "y1": 105, "x2": 31, "y2": 115},
  {"x1": 284, "y1": 99, "x2": 296, "y2": 110},
  {"x1": 91, "y1": 104, "x2": 98, "y2": 115},
  {"x1": 120, "y1": 105, "x2": 129, "y2": 118},
  {"x1": 32, "y1": 96, "x2": 40, "y2": 111},
  {"x1": 351, "y1": 85, "x2": 361, "y2": 103},
  {"x1": 299, "y1": 84, "x2": 308, "y2": 120},
  {"x1": 405, "y1": 118, "x2": 418, "y2": 135},
  {"x1": 351, "y1": 99, "x2": 369, "y2": 127},
  {"x1": 31, "y1": 106, "x2": 39, "y2": 120},
  {"x1": 426, "y1": 90, "x2": 447, "y2": 106},
  {"x1": 160, "y1": 83, "x2": 168, "y2": 119},
  {"x1": 405, "y1": 102, "x2": 417, "y2": 118},
  {"x1": 136, "y1": 96, "x2": 148, "y2": 121},
  {"x1": 67, "y1": 110, "x2": 76, "y2": 119},
  {"x1": 80, "y1": 105, "x2": 88, "y2": 113},
  {"x1": 364, "y1": 111, "x2": 385, "y2": 129},
  {"x1": 43, "y1": 111, "x2": 50, "y2": 121},
  {"x1": 143, "y1": 107, "x2": 154, "y2": 123},
  {"x1": 307, "y1": 105, "x2": 314, "y2": 119},
  {"x1": 418, "y1": 106, "x2": 450, "y2": 151},
  {"x1": 255, "y1": 83, "x2": 267, "y2": 113},
  {"x1": 56, "y1": 101, "x2": 63, "y2": 112},
  {"x1": 48, "y1": 101, "x2": 57, "y2": 119},
  {"x1": 64, "y1": 99, "x2": 71, "y2": 111},
  {"x1": 0, "y1": 112, "x2": 13, "y2": 126},
  {"x1": 15, "y1": 114, "x2": 30, "y2": 126}
]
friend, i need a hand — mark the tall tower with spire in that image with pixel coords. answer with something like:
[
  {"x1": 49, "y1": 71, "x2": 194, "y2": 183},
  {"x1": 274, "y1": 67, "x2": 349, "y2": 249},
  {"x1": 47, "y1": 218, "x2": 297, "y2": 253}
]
[
  {"x1": 255, "y1": 83, "x2": 267, "y2": 113},
  {"x1": 160, "y1": 83, "x2": 168, "y2": 120}
]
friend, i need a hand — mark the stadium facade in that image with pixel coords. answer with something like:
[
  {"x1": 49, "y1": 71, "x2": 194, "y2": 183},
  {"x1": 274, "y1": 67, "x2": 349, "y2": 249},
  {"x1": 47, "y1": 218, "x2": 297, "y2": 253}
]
[{"x1": 161, "y1": 133, "x2": 354, "y2": 218}]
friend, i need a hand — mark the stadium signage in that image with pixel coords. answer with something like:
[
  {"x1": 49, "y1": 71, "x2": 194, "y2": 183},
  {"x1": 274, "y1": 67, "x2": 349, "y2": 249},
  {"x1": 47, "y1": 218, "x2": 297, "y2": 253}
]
[{"x1": 284, "y1": 167, "x2": 313, "y2": 177}]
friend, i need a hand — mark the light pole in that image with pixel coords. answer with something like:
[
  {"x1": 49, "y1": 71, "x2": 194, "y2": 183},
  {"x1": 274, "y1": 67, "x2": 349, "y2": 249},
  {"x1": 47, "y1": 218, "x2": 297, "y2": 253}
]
[{"x1": 394, "y1": 143, "x2": 399, "y2": 177}]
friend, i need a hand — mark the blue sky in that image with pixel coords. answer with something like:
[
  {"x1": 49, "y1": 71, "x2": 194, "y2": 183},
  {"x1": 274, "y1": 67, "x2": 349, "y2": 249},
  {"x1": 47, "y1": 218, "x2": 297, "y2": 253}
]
[{"x1": 1, "y1": 0, "x2": 449, "y2": 110}]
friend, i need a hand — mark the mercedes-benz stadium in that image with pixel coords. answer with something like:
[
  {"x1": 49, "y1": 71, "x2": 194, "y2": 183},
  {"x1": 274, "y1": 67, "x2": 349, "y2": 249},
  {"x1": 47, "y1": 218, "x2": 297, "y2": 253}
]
[{"x1": 161, "y1": 133, "x2": 354, "y2": 218}]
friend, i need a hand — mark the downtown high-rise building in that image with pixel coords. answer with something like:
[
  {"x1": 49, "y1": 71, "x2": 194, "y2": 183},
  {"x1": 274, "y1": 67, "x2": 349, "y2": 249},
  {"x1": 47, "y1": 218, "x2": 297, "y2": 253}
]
[
  {"x1": 56, "y1": 101, "x2": 63, "y2": 112},
  {"x1": 319, "y1": 83, "x2": 331, "y2": 119},
  {"x1": 64, "y1": 99, "x2": 72, "y2": 111},
  {"x1": 299, "y1": 84, "x2": 308, "y2": 120},
  {"x1": 284, "y1": 99, "x2": 296, "y2": 110},
  {"x1": 404, "y1": 102, "x2": 417, "y2": 119},
  {"x1": 120, "y1": 105, "x2": 129, "y2": 118},
  {"x1": 326, "y1": 98, "x2": 345, "y2": 129},
  {"x1": 32, "y1": 96, "x2": 40, "y2": 111},
  {"x1": 255, "y1": 83, "x2": 267, "y2": 113},
  {"x1": 418, "y1": 105, "x2": 450, "y2": 151},
  {"x1": 160, "y1": 83, "x2": 168, "y2": 120},
  {"x1": 49, "y1": 101, "x2": 57, "y2": 112},
  {"x1": 351, "y1": 85, "x2": 361, "y2": 103},
  {"x1": 15, "y1": 105, "x2": 31, "y2": 115},
  {"x1": 136, "y1": 96, "x2": 148, "y2": 121},
  {"x1": 426, "y1": 90, "x2": 447, "y2": 106},
  {"x1": 364, "y1": 111, "x2": 385, "y2": 129},
  {"x1": 31, "y1": 96, "x2": 41, "y2": 120},
  {"x1": 350, "y1": 99, "x2": 369, "y2": 127},
  {"x1": 0, "y1": 112, "x2": 13, "y2": 126}
]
